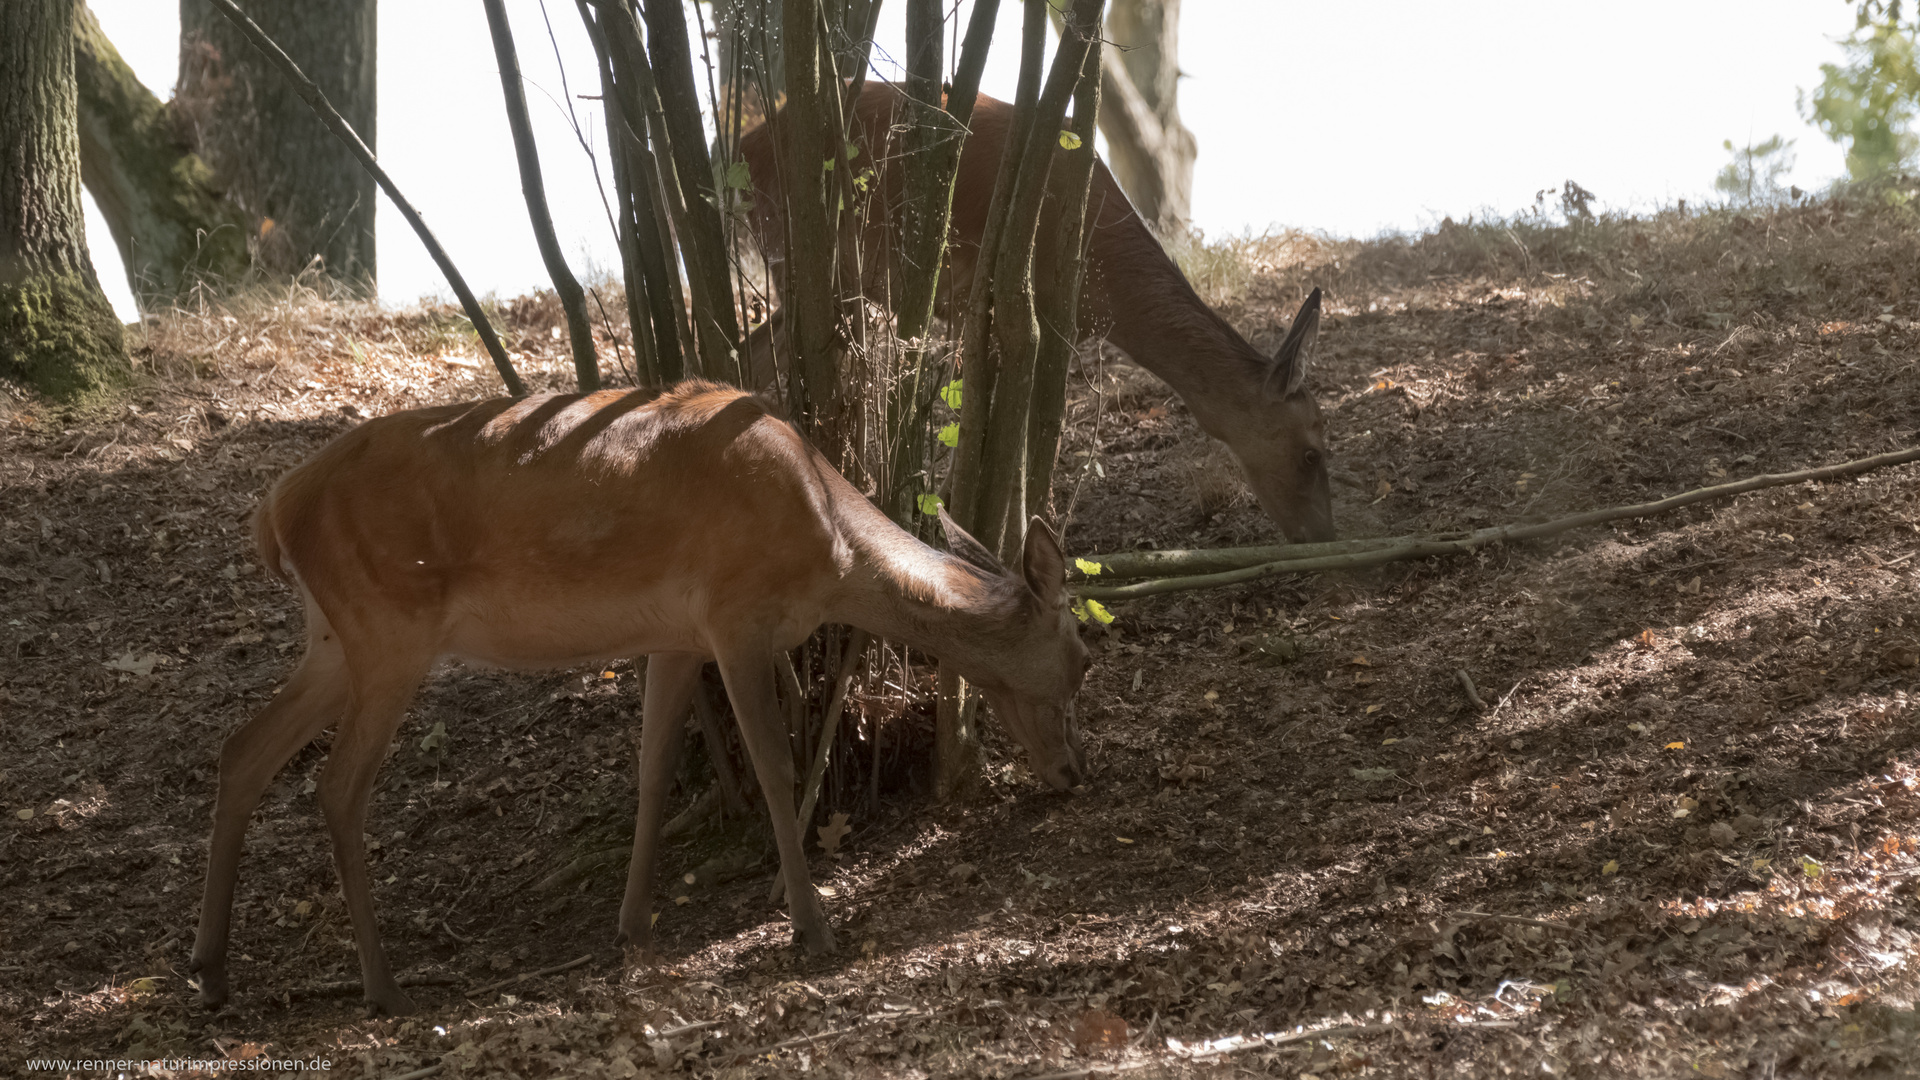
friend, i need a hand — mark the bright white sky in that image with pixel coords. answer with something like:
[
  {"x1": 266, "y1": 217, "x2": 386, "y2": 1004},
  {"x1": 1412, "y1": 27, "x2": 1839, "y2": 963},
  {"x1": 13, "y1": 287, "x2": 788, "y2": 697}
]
[{"x1": 85, "y1": 1, "x2": 1859, "y2": 322}]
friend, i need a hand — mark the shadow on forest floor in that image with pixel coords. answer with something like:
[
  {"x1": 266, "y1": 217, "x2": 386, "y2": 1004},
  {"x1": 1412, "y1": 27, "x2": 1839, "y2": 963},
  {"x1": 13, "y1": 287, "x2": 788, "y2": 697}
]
[{"x1": 4, "y1": 193, "x2": 1920, "y2": 1077}]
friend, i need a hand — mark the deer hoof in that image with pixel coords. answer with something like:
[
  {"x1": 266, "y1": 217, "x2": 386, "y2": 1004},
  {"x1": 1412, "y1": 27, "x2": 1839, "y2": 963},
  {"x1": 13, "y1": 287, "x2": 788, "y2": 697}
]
[{"x1": 189, "y1": 961, "x2": 229, "y2": 1010}]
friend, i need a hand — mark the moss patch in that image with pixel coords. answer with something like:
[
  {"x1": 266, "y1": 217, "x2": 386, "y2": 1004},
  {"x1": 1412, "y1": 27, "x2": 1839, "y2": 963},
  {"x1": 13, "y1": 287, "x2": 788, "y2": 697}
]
[{"x1": 0, "y1": 268, "x2": 129, "y2": 399}]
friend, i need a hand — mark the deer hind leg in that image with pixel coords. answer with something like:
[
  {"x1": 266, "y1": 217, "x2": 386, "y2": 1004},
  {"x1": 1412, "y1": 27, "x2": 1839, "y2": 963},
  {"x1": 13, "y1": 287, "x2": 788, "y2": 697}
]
[
  {"x1": 616, "y1": 651, "x2": 702, "y2": 956},
  {"x1": 715, "y1": 644, "x2": 834, "y2": 955},
  {"x1": 316, "y1": 642, "x2": 434, "y2": 1017},
  {"x1": 192, "y1": 600, "x2": 349, "y2": 1009}
]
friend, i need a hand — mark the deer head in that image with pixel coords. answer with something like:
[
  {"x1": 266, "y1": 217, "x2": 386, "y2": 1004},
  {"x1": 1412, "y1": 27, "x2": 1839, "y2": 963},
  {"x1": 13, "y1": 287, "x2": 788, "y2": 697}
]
[
  {"x1": 1222, "y1": 288, "x2": 1334, "y2": 543},
  {"x1": 939, "y1": 511, "x2": 1090, "y2": 789}
]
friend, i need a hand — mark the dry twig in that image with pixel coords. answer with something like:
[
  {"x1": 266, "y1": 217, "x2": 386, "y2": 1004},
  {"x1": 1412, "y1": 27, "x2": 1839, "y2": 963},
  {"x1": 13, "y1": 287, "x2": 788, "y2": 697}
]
[{"x1": 1455, "y1": 669, "x2": 1489, "y2": 711}]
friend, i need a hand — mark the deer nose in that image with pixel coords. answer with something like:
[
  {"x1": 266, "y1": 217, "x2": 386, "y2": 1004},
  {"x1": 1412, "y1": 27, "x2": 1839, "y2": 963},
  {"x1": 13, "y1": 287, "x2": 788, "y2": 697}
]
[
  {"x1": 1044, "y1": 758, "x2": 1084, "y2": 790},
  {"x1": 1047, "y1": 714, "x2": 1086, "y2": 789}
]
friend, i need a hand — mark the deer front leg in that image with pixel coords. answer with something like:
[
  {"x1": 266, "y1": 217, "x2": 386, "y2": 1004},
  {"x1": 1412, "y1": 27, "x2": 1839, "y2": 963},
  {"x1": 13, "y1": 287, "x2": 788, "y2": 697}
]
[
  {"x1": 715, "y1": 646, "x2": 834, "y2": 955},
  {"x1": 316, "y1": 657, "x2": 430, "y2": 1017},
  {"x1": 192, "y1": 612, "x2": 347, "y2": 1009},
  {"x1": 616, "y1": 652, "x2": 702, "y2": 956}
]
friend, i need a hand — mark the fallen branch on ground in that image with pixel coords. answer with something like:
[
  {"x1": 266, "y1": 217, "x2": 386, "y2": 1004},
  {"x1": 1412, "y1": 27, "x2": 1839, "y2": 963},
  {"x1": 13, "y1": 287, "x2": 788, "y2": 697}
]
[
  {"x1": 467, "y1": 953, "x2": 593, "y2": 997},
  {"x1": 286, "y1": 972, "x2": 459, "y2": 1002},
  {"x1": 1073, "y1": 534, "x2": 1416, "y2": 580},
  {"x1": 1072, "y1": 446, "x2": 1920, "y2": 602}
]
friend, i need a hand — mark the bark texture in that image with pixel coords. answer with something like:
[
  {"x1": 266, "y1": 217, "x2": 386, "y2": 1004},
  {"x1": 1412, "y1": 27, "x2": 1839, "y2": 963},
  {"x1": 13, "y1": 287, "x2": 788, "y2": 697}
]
[
  {"x1": 1, "y1": 0, "x2": 128, "y2": 398},
  {"x1": 1097, "y1": 0, "x2": 1193, "y2": 235},
  {"x1": 177, "y1": 0, "x2": 376, "y2": 285},
  {"x1": 73, "y1": 2, "x2": 250, "y2": 308}
]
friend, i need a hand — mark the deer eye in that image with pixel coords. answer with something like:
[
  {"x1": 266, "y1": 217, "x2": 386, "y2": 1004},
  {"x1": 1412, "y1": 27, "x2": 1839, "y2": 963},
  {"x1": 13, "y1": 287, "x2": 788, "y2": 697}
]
[{"x1": 1304, "y1": 448, "x2": 1323, "y2": 467}]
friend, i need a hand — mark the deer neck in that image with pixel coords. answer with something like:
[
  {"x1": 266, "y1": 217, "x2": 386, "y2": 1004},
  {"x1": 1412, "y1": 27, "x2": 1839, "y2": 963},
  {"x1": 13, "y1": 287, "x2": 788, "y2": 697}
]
[
  {"x1": 825, "y1": 512, "x2": 1026, "y2": 681},
  {"x1": 1086, "y1": 214, "x2": 1269, "y2": 430}
]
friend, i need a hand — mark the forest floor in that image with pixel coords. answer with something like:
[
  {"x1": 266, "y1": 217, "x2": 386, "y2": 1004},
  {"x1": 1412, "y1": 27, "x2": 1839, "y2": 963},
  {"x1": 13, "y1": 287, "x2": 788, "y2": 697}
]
[{"x1": 5, "y1": 187, "x2": 1920, "y2": 1079}]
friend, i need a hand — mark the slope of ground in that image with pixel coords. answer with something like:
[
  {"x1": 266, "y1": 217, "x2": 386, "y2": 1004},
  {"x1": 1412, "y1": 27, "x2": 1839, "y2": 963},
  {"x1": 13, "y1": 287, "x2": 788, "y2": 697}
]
[{"x1": 3, "y1": 187, "x2": 1920, "y2": 1078}]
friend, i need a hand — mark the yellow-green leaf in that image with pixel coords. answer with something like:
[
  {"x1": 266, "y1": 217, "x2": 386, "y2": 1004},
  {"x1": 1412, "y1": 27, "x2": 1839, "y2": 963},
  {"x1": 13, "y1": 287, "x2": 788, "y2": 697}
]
[
  {"x1": 1801, "y1": 855, "x2": 1823, "y2": 878},
  {"x1": 1601, "y1": 859, "x2": 1620, "y2": 875},
  {"x1": 1059, "y1": 129, "x2": 1083, "y2": 150},
  {"x1": 1073, "y1": 598, "x2": 1115, "y2": 625},
  {"x1": 846, "y1": 141, "x2": 861, "y2": 160},
  {"x1": 936, "y1": 422, "x2": 960, "y2": 447},
  {"x1": 1074, "y1": 557, "x2": 1104, "y2": 576},
  {"x1": 940, "y1": 378, "x2": 963, "y2": 410},
  {"x1": 917, "y1": 493, "x2": 944, "y2": 516}
]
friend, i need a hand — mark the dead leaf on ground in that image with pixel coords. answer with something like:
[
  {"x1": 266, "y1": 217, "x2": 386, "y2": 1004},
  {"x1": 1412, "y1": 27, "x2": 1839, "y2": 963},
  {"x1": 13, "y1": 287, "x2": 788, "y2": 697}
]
[{"x1": 1071, "y1": 1007, "x2": 1129, "y2": 1054}]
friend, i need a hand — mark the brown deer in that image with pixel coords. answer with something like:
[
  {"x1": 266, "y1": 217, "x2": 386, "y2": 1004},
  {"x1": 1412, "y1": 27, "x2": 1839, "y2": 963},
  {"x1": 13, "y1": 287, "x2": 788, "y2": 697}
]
[
  {"x1": 739, "y1": 82, "x2": 1334, "y2": 542},
  {"x1": 190, "y1": 381, "x2": 1089, "y2": 1016}
]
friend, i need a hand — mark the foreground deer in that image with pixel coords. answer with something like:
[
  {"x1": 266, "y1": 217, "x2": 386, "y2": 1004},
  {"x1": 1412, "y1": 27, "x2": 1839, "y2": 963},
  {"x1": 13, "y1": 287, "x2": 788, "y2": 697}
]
[
  {"x1": 740, "y1": 82, "x2": 1334, "y2": 542},
  {"x1": 191, "y1": 381, "x2": 1090, "y2": 1016}
]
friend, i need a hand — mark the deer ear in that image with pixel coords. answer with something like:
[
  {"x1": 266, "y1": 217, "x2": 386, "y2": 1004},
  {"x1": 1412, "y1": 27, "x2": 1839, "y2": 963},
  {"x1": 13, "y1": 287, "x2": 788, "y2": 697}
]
[
  {"x1": 1021, "y1": 516, "x2": 1067, "y2": 607},
  {"x1": 938, "y1": 507, "x2": 1008, "y2": 575},
  {"x1": 1264, "y1": 287, "x2": 1322, "y2": 400}
]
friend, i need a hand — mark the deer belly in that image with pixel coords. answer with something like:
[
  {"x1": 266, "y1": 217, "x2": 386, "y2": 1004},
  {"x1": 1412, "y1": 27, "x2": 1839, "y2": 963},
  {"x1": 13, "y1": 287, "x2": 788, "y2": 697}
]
[{"x1": 436, "y1": 579, "x2": 828, "y2": 671}]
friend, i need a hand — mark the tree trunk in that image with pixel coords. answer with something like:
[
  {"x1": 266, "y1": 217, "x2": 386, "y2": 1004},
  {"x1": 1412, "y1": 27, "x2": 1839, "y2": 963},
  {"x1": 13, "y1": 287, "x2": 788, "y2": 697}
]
[
  {"x1": 1026, "y1": 33, "x2": 1101, "y2": 522},
  {"x1": 1, "y1": 0, "x2": 127, "y2": 398},
  {"x1": 177, "y1": 0, "x2": 376, "y2": 286},
  {"x1": 73, "y1": 3, "x2": 250, "y2": 309},
  {"x1": 778, "y1": 0, "x2": 847, "y2": 448},
  {"x1": 1096, "y1": 0, "x2": 1192, "y2": 236}
]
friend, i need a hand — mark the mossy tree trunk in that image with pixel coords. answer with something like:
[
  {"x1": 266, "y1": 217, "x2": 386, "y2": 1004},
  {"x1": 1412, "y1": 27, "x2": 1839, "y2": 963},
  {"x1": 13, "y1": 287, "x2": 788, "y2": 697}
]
[
  {"x1": 177, "y1": 0, "x2": 376, "y2": 287},
  {"x1": 1, "y1": 0, "x2": 128, "y2": 398},
  {"x1": 72, "y1": 2, "x2": 250, "y2": 310}
]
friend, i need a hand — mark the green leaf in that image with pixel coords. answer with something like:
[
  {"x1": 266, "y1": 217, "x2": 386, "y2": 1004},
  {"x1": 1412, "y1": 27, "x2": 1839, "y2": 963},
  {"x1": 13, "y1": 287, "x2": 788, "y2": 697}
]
[
  {"x1": 1801, "y1": 855, "x2": 1823, "y2": 878},
  {"x1": 940, "y1": 378, "x2": 963, "y2": 410},
  {"x1": 724, "y1": 160, "x2": 752, "y2": 189},
  {"x1": 419, "y1": 721, "x2": 448, "y2": 753},
  {"x1": 1074, "y1": 557, "x2": 1103, "y2": 576},
  {"x1": 936, "y1": 422, "x2": 960, "y2": 447},
  {"x1": 1059, "y1": 129, "x2": 1083, "y2": 150},
  {"x1": 823, "y1": 157, "x2": 835, "y2": 172},
  {"x1": 1349, "y1": 767, "x2": 1396, "y2": 782},
  {"x1": 846, "y1": 141, "x2": 861, "y2": 160},
  {"x1": 917, "y1": 493, "x2": 944, "y2": 516}
]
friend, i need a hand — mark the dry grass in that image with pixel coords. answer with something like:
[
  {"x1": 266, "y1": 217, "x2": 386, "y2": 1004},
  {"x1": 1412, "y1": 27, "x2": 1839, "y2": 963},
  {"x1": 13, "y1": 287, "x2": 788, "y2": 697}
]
[{"x1": 1182, "y1": 178, "x2": 1920, "y2": 338}]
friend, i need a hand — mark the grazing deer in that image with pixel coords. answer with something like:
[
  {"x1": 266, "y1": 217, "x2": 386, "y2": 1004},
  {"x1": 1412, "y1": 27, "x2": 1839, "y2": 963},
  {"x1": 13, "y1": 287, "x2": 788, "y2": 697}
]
[
  {"x1": 740, "y1": 82, "x2": 1334, "y2": 542},
  {"x1": 191, "y1": 382, "x2": 1090, "y2": 1016}
]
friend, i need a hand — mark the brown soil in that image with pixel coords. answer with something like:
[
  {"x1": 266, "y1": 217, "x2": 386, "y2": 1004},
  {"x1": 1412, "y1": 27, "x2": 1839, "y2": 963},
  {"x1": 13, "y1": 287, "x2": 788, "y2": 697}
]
[{"x1": 4, "y1": 190, "x2": 1920, "y2": 1078}]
